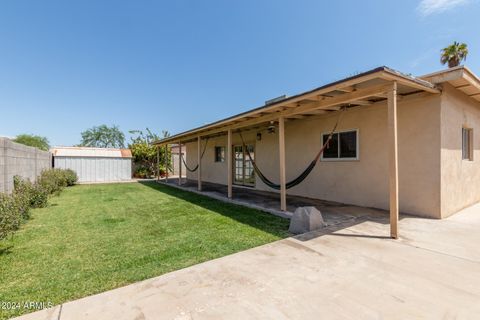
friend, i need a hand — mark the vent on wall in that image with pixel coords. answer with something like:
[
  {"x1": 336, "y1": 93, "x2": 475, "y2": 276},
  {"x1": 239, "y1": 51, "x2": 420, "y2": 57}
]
[{"x1": 265, "y1": 95, "x2": 288, "y2": 106}]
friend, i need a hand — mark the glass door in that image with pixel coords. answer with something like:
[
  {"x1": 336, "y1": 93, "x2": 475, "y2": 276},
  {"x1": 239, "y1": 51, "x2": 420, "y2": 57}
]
[{"x1": 233, "y1": 144, "x2": 255, "y2": 186}]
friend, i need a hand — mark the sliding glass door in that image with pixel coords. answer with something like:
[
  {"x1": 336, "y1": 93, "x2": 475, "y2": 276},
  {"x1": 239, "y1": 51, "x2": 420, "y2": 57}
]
[{"x1": 233, "y1": 144, "x2": 255, "y2": 186}]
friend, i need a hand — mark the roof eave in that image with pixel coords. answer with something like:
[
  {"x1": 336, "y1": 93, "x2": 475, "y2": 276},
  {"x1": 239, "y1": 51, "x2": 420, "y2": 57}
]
[{"x1": 153, "y1": 66, "x2": 439, "y2": 145}]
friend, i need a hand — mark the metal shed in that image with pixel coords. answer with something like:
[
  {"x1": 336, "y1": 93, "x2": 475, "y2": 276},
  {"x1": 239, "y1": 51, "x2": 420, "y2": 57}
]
[{"x1": 51, "y1": 147, "x2": 132, "y2": 183}]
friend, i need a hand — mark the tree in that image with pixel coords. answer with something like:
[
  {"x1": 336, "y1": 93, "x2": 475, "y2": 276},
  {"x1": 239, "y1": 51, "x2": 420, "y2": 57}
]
[
  {"x1": 79, "y1": 125, "x2": 125, "y2": 148},
  {"x1": 441, "y1": 42, "x2": 468, "y2": 68},
  {"x1": 129, "y1": 129, "x2": 170, "y2": 178},
  {"x1": 13, "y1": 134, "x2": 50, "y2": 151}
]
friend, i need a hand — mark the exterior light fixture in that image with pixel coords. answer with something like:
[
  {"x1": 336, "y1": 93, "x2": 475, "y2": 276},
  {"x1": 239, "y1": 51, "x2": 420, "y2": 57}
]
[{"x1": 267, "y1": 121, "x2": 276, "y2": 134}]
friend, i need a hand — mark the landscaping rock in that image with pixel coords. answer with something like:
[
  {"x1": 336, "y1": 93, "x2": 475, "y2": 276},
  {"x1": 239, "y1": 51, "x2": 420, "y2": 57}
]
[{"x1": 289, "y1": 206, "x2": 325, "y2": 234}]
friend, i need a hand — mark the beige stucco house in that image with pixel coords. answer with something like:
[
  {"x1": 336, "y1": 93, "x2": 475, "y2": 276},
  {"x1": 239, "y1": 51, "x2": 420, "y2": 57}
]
[{"x1": 154, "y1": 66, "x2": 480, "y2": 238}]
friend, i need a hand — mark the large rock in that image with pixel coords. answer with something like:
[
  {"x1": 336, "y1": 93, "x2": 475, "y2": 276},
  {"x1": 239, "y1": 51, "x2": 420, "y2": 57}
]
[{"x1": 289, "y1": 206, "x2": 325, "y2": 234}]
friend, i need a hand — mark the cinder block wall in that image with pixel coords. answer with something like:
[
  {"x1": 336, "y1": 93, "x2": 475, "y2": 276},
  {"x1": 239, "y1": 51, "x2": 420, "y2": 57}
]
[{"x1": 0, "y1": 138, "x2": 52, "y2": 193}]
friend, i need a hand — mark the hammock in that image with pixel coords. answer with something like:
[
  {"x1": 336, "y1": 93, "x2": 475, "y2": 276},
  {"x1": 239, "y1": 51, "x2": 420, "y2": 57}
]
[
  {"x1": 181, "y1": 138, "x2": 209, "y2": 172},
  {"x1": 239, "y1": 108, "x2": 345, "y2": 190}
]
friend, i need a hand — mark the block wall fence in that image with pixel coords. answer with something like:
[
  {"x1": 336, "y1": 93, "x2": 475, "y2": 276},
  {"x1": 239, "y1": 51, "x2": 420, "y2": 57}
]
[{"x1": 0, "y1": 138, "x2": 52, "y2": 193}]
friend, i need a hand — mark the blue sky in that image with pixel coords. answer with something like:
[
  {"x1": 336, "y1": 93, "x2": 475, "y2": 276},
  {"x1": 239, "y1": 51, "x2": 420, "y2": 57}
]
[{"x1": 0, "y1": 0, "x2": 478, "y2": 146}]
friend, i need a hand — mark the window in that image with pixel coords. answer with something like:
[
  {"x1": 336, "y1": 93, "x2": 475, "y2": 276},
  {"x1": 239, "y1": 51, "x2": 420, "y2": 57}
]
[
  {"x1": 462, "y1": 128, "x2": 473, "y2": 161},
  {"x1": 215, "y1": 146, "x2": 225, "y2": 162},
  {"x1": 321, "y1": 130, "x2": 358, "y2": 160}
]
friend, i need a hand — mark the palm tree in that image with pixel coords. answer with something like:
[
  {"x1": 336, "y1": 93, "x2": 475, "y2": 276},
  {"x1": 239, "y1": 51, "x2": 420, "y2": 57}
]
[{"x1": 441, "y1": 42, "x2": 468, "y2": 68}]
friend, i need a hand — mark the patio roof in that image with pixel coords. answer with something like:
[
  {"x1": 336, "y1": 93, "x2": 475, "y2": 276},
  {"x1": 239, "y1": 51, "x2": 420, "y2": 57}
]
[{"x1": 153, "y1": 66, "x2": 440, "y2": 145}]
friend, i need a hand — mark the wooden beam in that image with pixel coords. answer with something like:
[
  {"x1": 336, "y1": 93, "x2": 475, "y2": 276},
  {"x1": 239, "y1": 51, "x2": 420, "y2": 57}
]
[
  {"x1": 200, "y1": 84, "x2": 393, "y2": 137},
  {"x1": 278, "y1": 116, "x2": 286, "y2": 211},
  {"x1": 463, "y1": 72, "x2": 480, "y2": 93},
  {"x1": 287, "y1": 115, "x2": 308, "y2": 119},
  {"x1": 351, "y1": 100, "x2": 373, "y2": 106},
  {"x1": 380, "y1": 71, "x2": 440, "y2": 93},
  {"x1": 165, "y1": 145, "x2": 169, "y2": 182},
  {"x1": 197, "y1": 137, "x2": 202, "y2": 191},
  {"x1": 178, "y1": 143, "x2": 182, "y2": 185},
  {"x1": 305, "y1": 110, "x2": 329, "y2": 115},
  {"x1": 336, "y1": 85, "x2": 355, "y2": 93},
  {"x1": 156, "y1": 146, "x2": 160, "y2": 181},
  {"x1": 227, "y1": 129, "x2": 232, "y2": 198},
  {"x1": 388, "y1": 82, "x2": 399, "y2": 239}
]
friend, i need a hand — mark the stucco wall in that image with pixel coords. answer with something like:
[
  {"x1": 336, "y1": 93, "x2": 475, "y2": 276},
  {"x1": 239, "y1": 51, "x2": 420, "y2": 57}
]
[
  {"x1": 440, "y1": 84, "x2": 480, "y2": 218},
  {"x1": 185, "y1": 132, "x2": 257, "y2": 184},
  {"x1": 185, "y1": 94, "x2": 442, "y2": 218}
]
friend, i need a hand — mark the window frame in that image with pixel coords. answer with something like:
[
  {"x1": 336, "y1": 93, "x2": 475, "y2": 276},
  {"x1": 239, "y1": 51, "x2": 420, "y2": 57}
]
[
  {"x1": 214, "y1": 146, "x2": 226, "y2": 163},
  {"x1": 320, "y1": 128, "x2": 360, "y2": 161},
  {"x1": 462, "y1": 127, "x2": 474, "y2": 161}
]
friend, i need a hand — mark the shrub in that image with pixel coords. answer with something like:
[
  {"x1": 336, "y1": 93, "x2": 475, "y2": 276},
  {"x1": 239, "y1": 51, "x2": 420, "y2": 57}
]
[
  {"x1": 63, "y1": 169, "x2": 78, "y2": 186},
  {"x1": 1, "y1": 170, "x2": 76, "y2": 241},
  {"x1": 0, "y1": 193, "x2": 21, "y2": 240},
  {"x1": 38, "y1": 169, "x2": 66, "y2": 195},
  {"x1": 13, "y1": 176, "x2": 32, "y2": 219},
  {"x1": 134, "y1": 167, "x2": 150, "y2": 178},
  {"x1": 13, "y1": 176, "x2": 49, "y2": 215}
]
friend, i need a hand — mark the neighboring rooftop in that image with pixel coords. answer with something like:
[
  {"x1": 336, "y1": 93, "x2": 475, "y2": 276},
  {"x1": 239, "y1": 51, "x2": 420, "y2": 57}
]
[{"x1": 51, "y1": 147, "x2": 132, "y2": 158}]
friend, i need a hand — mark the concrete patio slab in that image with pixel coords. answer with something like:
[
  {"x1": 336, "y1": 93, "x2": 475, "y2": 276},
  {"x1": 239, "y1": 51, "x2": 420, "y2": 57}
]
[{"x1": 13, "y1": 200, "x2": 480, "y2": 320}]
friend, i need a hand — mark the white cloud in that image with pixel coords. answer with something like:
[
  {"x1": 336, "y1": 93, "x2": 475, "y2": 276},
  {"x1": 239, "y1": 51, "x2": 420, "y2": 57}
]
[{"x1": 417, "y1": 0, "x2": 471, "y2": 16}]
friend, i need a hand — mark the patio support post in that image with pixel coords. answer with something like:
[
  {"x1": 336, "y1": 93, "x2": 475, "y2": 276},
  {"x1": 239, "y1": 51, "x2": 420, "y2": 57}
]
[
  {"x1": 227, "y1": 129, "x2": 232, "y2": 198},
  {"x1": 278, "y1": 116, "x2": 287, "y2": 211},
  {"x1": 178, "y1": 143, "x2": 182, "y2": 185},
  {"x1": 388, "y1": 81, "x2": 399, "y2": 239},
  {"x1": 197, "y1": 136, "x2": 202, "y2": 191},
  {"x1": 165, "y1": 144, "x2": 169, "y2": 182},
  {"x1": 156, "y1": 146, "x2": 160, "y2": 181}
]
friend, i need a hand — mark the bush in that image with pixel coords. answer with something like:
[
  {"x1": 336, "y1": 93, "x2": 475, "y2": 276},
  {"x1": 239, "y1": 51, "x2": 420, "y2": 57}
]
[
  {"x1": 13, "y1": 177, "x2": 48, "y2": 220},
  {"x1": 13, "y1": 177, "x2": 32, "y2": 219},
  {"x1": 0, "y1": 193, "x2": 21, "y2": 240},
  {"x1": 63, "y1": 169, "x2": 78, "y2": 186},
  {"x1": 1, "y1": 169, "x2": 77, "y2": 241},
  {"x1": 134, "y1": 167, "x2": 150, "y2": 178},
  {"x1": 38, "y1": 169, "x2": 66, "y2": 195}
]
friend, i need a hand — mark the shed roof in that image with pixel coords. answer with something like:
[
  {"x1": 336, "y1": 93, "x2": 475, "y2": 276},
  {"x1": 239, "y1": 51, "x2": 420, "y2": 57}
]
[{"x1": 51, "y1": 147, "x2": 132, "y2": 158}]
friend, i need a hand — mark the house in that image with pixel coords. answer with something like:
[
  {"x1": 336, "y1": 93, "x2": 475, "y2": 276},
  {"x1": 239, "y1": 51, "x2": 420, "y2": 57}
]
[
  {"x1": 51, "y1": 147, "x2": 132, "y2": 183},
  {"x1": 154, "y1": 66, "x2": 480, "y2": 238}
]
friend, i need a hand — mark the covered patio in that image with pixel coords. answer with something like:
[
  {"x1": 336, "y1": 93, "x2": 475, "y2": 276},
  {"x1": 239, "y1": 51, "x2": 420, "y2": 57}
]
[
  {"x1": 154, "y1": 67, "x2": 440, "y2": 238},
  {"x1": 158, "y1": 178, "x2": 392, "y2": 234}
]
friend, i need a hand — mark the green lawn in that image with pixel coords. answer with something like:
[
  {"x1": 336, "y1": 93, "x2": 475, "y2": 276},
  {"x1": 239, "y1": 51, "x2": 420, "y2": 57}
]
[{"x1": 0, "y1": 181, "x2": 289, "y2": 319}]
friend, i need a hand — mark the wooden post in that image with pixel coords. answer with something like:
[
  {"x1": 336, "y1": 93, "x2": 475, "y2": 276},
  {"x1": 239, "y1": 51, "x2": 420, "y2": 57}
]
[
  {"x1": 227, "y1": 129, "x2": 232, "y2": 198},
  {"x1": 197, "y1": 136, "x2": 202, "y2": 191},
  {"x1": 178, "y1": 143, "x2": 182, "y2": 185},
  {"x1": 388, "y1": 82, "x2": 399, "y2": 239},
  {"x1": 278, "y1": 116, "x2": 287, "y2": 211},
  {"x1": 156, "y1": 146, "x2": 160, "y2": 181},
  {"x1": 165, "y1": 144, "x2": 169, "y2": 182}
]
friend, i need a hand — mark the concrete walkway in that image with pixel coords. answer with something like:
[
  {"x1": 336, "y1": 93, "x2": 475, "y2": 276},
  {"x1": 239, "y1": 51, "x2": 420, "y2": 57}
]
[{"x1": 16, "y1": 204, "x2": 480, "y2": 320}]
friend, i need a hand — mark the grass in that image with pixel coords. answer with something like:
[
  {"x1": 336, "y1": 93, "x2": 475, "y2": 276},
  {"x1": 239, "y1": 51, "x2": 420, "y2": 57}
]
[{"x1": 0, "y1": 181, "x2": 290, "y2": 319}]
